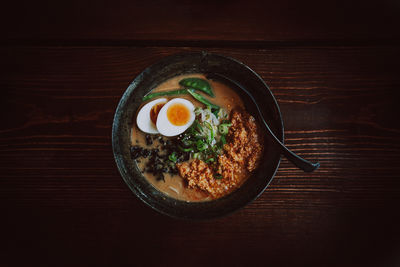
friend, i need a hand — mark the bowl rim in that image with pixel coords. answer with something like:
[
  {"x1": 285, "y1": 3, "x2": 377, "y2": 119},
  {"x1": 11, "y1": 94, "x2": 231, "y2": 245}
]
[{"x1": 112, "y1": 51, "x2": 284, "y2": 219}]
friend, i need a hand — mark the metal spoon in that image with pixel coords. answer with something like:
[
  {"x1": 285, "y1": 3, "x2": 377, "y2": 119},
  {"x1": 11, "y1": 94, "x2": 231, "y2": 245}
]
[{"x1": 208, "y1": 73, "x2": 320, "y2": 172}]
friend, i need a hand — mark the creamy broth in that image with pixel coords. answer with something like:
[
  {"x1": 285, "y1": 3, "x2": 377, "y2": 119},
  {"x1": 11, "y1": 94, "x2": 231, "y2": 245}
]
[{"x1": 131, "y1": 74, "x2": 244, "y2": 202}]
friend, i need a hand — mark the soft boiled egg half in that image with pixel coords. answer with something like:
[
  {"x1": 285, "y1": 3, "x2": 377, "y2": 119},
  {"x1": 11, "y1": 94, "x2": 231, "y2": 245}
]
[
  {"x1": 136, "y1": 98, "x2": 195, "y2": 136},
  {"x1": 136, "y1": 98, "x2": 168, "y2": 134},
  {"x1": 156, "y1": 98, "x2": 195, "y2": 136}
]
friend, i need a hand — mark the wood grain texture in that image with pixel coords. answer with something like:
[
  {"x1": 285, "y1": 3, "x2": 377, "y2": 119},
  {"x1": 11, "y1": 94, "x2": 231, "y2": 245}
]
[
  {"x1": 1, "y1": 0, "x2": 400, "y2": 44},
  {"x1": 1, "y1": 46, "x2": 400, "y2": 266}
]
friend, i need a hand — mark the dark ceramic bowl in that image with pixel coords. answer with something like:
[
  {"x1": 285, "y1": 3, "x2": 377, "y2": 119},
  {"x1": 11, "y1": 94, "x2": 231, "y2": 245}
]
[{"x1": 112, "y1": 52, "x2": 283, "y2": 219}]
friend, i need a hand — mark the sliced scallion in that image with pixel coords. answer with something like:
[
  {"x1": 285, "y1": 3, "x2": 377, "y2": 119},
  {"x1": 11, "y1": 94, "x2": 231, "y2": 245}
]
[{"x1": 218, "y1": 124, "x2": 230, "y2": 135}]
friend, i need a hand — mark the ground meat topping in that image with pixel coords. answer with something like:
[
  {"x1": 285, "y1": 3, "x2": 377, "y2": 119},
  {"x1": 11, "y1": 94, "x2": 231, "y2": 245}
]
[
  {"x1": 224, "y1": 109, "x2": 263, "y2": 173},
  {"x1": 177, "y1": 109, "x2": 264, "y2": 199}
]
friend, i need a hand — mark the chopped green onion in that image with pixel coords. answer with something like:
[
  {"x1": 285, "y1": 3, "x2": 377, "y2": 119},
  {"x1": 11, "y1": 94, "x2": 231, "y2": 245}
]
[
  {"x1": 220, "y1": 135, "x2": 226, "y2": 145},
  {"x1": 205, "y1": 157, "x2": 215, "y2": 163},
  {"x1": 193, "y1": 120, "x2": 203, "y2": 132},
  {"x1": 181, "y1": 140, "x2": 193, "y2": 147},
  {"x1": 178, "y1": 145, "x2": 193, "y2": 152},
  {"x1": 193, "y1": 152, "x2": 200, "y2": 159},
  {"x1": 177, "y1": 107, "x2": 230, "y2": 165},
  {"x1": 218, "y1": 124, "x2": 230, "y2": 135},
  {"x1": 204, "y1": 121, "x2": 214, "y2": 144},
  {"x1": 212, "y1": 107, "x2": 220, "y2": 118},
  {"x1": 196, "y1": 139, "x2": 208, "y2": 151}
]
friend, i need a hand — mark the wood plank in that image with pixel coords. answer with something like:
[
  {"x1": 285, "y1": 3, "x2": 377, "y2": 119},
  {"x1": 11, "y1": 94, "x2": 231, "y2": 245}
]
[
  {"x1": 2, "y1": 0, "x2": 400, "y2": 43},
  {"x1": 1, "y1": 46, "x2": 399, "y2": 266}
]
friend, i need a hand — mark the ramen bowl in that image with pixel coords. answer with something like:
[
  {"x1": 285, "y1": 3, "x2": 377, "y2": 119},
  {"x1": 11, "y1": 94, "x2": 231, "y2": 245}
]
[{"x1": 112, "y1": 52, "x2": 283, "y2": 219}]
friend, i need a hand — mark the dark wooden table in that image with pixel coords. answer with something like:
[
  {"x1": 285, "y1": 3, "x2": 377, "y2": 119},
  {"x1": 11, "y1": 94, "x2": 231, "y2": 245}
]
[{"x1": 1, "y1": 1, "x2": 400, "y2": 266}]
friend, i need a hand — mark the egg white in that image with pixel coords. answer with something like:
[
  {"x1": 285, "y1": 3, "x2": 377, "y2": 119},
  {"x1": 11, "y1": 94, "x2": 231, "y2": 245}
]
[
  {"x1": 136, "y1": 98, "x2": 168, "y2": 134},
  {"x1": 156, "y1": 98, "x2": 195, "y2": 137}
]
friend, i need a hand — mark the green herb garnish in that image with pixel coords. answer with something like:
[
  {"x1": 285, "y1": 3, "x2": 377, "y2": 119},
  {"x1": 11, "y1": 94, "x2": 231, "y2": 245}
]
[
  {"x1": 168, "y1": 152, "x2": 178, "y2": 163},
  {"x1": 218, "y1": 123, "x2": 231, "y2": 135},
  {"x1": 193, "y1": 152, "x2": 201, "y2": 159},
  {"x1": 205, "y1": 157, "x2": 215, "y2": 163},
  {"x1": 204, "y1": 121, "x2": 214, "y2": 144},
  {"x1": 196, "y1": 139, "x2": 208, "y2": 151},
  {"x1": 212, "y1": 107, "x2": 220, "y2": 118},
  {"x1": 220, "y1": 135, "x2": 227, "y2": 145},
  {"x1": 178, "y1": 145, "x2": 193, "y2": 152},
  {"x1": 173, "y1": 107, "x2": 231, "y2": 164}
]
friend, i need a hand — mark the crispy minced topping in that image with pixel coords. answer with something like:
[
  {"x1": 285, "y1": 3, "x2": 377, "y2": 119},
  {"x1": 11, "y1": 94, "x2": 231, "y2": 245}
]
[{"x1": 177, "y1": 109, "x2": 263, "y2": 198}]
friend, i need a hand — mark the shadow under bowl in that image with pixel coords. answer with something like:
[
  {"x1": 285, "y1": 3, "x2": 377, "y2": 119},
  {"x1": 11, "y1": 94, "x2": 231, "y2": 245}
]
[{"x1": 112, "y1": 51, "x2": 284, "y2": 219}]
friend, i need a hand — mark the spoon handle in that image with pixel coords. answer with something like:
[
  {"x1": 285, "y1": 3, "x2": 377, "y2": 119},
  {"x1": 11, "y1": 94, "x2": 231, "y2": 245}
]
[
  {"x1": 261, "y1": 117, "x2": 320, "y2": 172},
  {"x1": 282, "y1": 147, "x2": 320, "y2": 172}
]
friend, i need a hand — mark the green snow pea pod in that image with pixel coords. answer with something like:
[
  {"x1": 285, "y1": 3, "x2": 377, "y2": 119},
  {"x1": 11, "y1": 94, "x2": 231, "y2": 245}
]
[
  {"x1": 179, "y1": 78, "x2": 215, "y2": 97},
  {"x1": 142, "y1": 89, "x2": 188, "y2": 101},
  {"x1": 187, "y1": 89, "x2": 220, "y2": 110}
]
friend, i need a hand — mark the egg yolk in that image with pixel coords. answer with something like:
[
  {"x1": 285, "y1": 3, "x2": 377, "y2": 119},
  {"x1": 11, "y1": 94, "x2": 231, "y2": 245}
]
[
  {"x1": 150, "y1": 103, "x2": 165, "y2": 125},
  {"x1": 167, "y1": 103, "x2": 190, "y2": 126}
]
